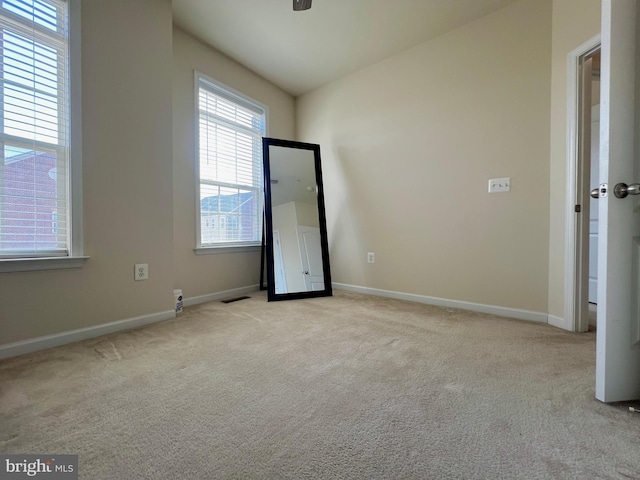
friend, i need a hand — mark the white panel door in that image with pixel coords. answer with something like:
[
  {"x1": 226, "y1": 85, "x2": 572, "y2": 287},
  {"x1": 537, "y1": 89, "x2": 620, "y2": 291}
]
[
  {"x1": 596, "y1": 0, "x2": 640, "y2": 402},
  {"x1": 273, "y1": 230, "x2": 288, "y2": 294},
  {"x1": 296, "y1": 226, "x2": 325, "y2": 291}
]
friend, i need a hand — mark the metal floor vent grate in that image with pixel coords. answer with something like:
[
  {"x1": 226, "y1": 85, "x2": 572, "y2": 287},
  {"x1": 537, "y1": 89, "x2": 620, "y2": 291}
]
[{"x1": 221, "y1": 296, "x2": 251, "y2": 304}]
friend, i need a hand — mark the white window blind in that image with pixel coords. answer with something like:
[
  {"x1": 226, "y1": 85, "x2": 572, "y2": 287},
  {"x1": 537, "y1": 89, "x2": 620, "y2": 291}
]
[
  {"x1": 0, "y1": 0, "x2": 69, "y2": 258},
  {"x1": 197, "y1": 74, "x2": 265, "y2": 247}
]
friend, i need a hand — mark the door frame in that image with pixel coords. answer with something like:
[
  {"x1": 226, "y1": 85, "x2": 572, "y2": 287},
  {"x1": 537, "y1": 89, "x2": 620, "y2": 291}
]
[{"x1": 564, "y1": 35, "x2": 601, "y2": 332}]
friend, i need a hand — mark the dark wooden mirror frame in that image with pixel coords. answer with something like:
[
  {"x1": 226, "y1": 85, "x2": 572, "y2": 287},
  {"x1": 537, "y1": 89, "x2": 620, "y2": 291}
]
[
  {"x1": 262, "y1": 137, "x2": 332, "y2": 301},
  {"x1": 259, "y1": 210, "x2": 267, "y2": 291}
]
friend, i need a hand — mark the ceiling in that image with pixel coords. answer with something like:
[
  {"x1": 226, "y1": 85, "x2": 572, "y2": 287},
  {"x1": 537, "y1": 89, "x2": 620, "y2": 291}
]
[
  {"x1": 268, "y1": 146, "x2": 317, "y2": 207},
  {"x1": 172, "y1": 0, "x2": 522, "y2": 97}
]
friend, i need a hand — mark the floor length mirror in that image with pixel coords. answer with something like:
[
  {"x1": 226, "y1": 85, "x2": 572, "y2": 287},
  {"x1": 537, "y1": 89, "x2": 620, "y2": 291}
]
[{"x1": 262, "y1": 138, "x2": 332, "y2": 301}]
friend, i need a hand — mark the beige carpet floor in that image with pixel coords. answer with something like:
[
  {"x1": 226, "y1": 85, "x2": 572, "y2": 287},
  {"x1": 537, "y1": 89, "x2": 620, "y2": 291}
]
[{"x1": 1, "y1": 290, "x2": 639, "y2": 479}]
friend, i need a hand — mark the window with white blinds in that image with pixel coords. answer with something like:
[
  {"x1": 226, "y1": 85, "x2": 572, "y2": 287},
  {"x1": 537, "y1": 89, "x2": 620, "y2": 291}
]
[
  {"x1": 197, "y1": 73, "x2": 266, "y2": 248},
  {"x1": 0, "y1": 0, "x2": 70, "y2": 258}
]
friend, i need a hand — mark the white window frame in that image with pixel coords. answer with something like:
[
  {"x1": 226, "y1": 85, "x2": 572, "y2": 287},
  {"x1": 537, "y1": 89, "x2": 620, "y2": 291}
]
[
  {"x1": 194, "y1": 72, "x2": 268, "y2": 255},
  {"x1": 0, "y1": 0, "x2": 86, "y2": 273}
]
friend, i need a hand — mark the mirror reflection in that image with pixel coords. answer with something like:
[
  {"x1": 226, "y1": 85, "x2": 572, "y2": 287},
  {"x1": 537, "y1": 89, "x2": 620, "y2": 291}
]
[{"x1": 263, "y1": 138, "x2": 332, "y2": 301}]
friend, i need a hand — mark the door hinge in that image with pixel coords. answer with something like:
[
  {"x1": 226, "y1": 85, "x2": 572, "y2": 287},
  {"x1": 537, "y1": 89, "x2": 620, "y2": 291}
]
[{"x1": 575, "y1": 204, "x2": 581, "y2": 213}]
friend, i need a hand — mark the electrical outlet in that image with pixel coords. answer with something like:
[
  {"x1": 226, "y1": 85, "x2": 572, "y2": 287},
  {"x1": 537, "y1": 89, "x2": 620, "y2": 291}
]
[
  {"x1": 367, "y1": 252, "x2": 375, "y2": 263},
  {"x1": 134, "y1": 263, "x2": 148, "y2": 281},
  {"x1": 488, "y1": 177, "x2": 510, "y2": 193}
]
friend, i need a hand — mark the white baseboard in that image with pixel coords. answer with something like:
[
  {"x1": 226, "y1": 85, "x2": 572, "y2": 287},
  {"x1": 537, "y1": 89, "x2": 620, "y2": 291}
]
[
  {"x1": 0, "y1": 284, "x2": 261, "y2": 361},
  {"x1": 0, "y1": 310, "x2": 176, "y2": 361},
  {"x1": 333, "y1": 282, "x2": 549, "y2": 324},
  {"x1": 548, "y1": 314, "x2": 572, "y2": 331},
  {"x1": 183, "y1": 284, "x2": 259, "y2": 307},
  {"x1": 0, "y1": 283, "x2": 550, "y2": 361}
]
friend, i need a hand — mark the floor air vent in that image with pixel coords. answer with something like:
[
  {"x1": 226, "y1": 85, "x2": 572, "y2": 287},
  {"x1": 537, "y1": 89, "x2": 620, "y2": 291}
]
[{"x1": 221, "y1": 296, "x2": 250, "y2": 304}]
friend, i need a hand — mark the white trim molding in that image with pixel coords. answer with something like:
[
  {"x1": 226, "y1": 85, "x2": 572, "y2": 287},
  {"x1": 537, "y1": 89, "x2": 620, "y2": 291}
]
[
  {"x1": 69, "y1": 0, "x2": 83, "y2": 259},
  {"x1": 193, "y1": 71, "x2": 269, "y2": 252},
  {"x1": 548, "y1": 314, "x2": 573, "y2": 331},
  {"x1": 0, "y1": 256, "x2": 88, "y2": 273},
  {"x1": 564, "y1": 34, "x2": 601, "y2": 333},
  {"x1": 333, "y1": 283, "x2": 549, "y2": 324},
  {"x1": 0, "y1": 284, "x2": 260, "y2": 360},
  {"x1": 0, "y1": 310, "x2": 175, "y2": 360},
  {"x1": 194, "y1": 246, "x2": 261, "y2": 255},
  {"x1": 183, "y1": 284, "x2": 259, "y2": 307}
]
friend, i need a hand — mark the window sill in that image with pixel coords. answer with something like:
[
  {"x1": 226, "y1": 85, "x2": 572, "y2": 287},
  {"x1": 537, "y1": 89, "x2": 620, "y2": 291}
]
[
  {"x1": 194, "y1": 245, "x2": 261, "y2": 255},
  {"x1": 0, "y1": 256, "x2": 89, "y2": 273}
]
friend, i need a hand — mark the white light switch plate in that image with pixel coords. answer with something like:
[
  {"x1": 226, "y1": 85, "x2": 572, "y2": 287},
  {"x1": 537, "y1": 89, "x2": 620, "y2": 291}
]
[{"x1": 488, "y1": 177, "x2": 510, "y2": 193}]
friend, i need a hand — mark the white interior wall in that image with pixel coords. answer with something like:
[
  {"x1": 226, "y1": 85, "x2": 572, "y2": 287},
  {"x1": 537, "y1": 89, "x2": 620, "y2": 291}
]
[
  {"x1": 0, "y1": 0, "x2": 174, "y2": 346},
  {"x1": 172, "y1": 28, "x2": 295, "y2": 301},
  {"x1": 0, "y1": 0, "x2": 606, "y2": 354},
  {"x1": 0, "y1": 12, "x2": 296, "y2": 352},
  {"x1": 297, "y1": 0, "x2": 553, "y2": 314},
  {"x1": 296, "y1": 202, "x2": 319, "y2": 228},
  {"x1": 547, "y1": 0, "x2": 601, "y2": 323}
]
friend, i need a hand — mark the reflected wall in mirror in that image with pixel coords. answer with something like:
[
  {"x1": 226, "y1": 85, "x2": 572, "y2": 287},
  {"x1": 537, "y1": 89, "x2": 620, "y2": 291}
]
[{"x1": 262, "y1": 138, "x2": 332, "y2": 301}]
